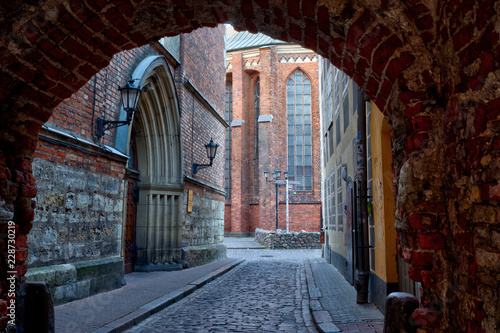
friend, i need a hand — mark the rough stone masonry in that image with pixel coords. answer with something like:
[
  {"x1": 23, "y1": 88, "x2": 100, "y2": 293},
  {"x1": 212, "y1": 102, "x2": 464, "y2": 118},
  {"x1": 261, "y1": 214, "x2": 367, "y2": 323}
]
[{"x1": 255, "y1": 228, "x2": 321, "y2": 249}]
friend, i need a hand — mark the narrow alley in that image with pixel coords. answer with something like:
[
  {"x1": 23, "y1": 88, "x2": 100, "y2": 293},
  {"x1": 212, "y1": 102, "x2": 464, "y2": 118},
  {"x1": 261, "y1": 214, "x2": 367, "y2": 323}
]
[
  {"x1": 122, "y1": 238, "x2": 384, "y2": 333},
  {"x1": 54, "y1": 237, "x2": 384, "y2": 333},
  {"x1": 125, "y1": 251, "x2": 318, "y2": 333}
]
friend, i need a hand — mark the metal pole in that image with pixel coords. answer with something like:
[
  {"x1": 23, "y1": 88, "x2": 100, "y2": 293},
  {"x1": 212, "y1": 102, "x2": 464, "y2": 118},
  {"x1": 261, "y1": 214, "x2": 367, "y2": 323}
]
[
  {"x1": 275, "y1": 182, "x2": 279, "y2": 231},
  {"x1": 286, "y1": 178, "x2": 289, "y2": 232}
]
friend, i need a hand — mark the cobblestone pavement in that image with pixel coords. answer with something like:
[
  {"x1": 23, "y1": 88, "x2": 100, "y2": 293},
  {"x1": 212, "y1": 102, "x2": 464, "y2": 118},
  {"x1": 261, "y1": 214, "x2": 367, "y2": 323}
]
[{"x1": 125, "y1": 250, "x2": 321, "y2": 333}]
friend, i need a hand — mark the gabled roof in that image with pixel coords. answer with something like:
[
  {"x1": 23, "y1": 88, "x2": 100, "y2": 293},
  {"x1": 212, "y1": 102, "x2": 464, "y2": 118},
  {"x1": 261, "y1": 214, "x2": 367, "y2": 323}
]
[{"x1": 226, "y1": 31, "x2": 290, "y2": 51}]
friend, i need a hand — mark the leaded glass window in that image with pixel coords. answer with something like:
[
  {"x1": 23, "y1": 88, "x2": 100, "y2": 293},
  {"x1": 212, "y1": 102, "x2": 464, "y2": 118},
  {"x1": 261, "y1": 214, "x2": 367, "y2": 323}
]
[
  {"x1": 254, "y1": 78, "x2": 260, "y2": 157},
  {"x1": 254, "y1": 78, "x2": 260, "y2": 197},
  {"x1": 287, "y1": 70, "x2": 312, "y2": 191},
  {"x1": 225, "y1": 81, "x2": 232, "y2": 198}
]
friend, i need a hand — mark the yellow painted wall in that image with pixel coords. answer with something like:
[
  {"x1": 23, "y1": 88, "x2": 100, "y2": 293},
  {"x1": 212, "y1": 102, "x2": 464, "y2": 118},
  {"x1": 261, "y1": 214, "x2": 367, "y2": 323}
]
[
  {"x1": 370, "y1": 102, "x2": 398, "y2": 283},
  {"x1": 325, "y1": 90, "x2": 357, "y2": 258}
]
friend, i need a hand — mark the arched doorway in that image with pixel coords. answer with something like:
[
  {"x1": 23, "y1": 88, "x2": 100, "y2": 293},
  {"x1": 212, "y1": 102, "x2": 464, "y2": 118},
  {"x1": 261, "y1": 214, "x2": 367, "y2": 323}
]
[{"x1": 116, "y1": 55, "x2": 183, "y2": 272}]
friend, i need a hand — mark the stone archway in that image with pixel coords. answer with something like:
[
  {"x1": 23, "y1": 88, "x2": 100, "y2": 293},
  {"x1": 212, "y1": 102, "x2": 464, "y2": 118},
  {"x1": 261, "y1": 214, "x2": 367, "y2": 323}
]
[
  {"x1": 117, "y1": 55, "x2": 184, "y2": 271},
  {"x1": 0, "y1": 2, "x2": 499, "y2": 332}
]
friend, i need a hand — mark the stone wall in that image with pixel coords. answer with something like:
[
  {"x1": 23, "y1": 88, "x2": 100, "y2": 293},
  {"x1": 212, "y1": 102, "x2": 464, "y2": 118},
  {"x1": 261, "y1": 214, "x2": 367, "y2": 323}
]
[
  {"x1": 30, "y1": 158, "x2": 124, "y2": 267},
  {"x1": 181, "y1": 180, "x2": 226, "y2": 267},
  {"x1": 255, "y1": 228, "x2": 321, "y2": 249},
  {"x1": 25, "y1": 256, "x2": 123, "y2": 305}
]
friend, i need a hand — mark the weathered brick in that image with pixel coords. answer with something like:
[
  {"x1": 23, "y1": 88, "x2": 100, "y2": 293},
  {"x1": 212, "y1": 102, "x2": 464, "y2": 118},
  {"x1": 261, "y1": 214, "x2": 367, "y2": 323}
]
[
  {"x1": 421, "y1": 270, "x2": 441, "y2": 288},
  {"x1": 411, "y1": 251, "x2": 433, "y2": 268},
  {"x1": 412, "y1": 308, "x2": 443, "y2": 329},
  {"x1": 456, "y1": 232, "x2": 474, "y2": 252},
  {"x1": 317, "y1": 5, "x2": 330, "y2": 35},
  {"x1": 287, "y1": 0, "x2": 301, "y2": 19},
  {"x1": 408, "y1": 266, "x2": 423, "y2": 282},
  {"x1": 419, "y1": 233, "x2": 445, "y2": 250},
  {"x1": 481, "y1": 183, "x2": 500, "y2": 201},
  {"x1": 404, "y1": 102, "x2": 423, "y2": 119}
]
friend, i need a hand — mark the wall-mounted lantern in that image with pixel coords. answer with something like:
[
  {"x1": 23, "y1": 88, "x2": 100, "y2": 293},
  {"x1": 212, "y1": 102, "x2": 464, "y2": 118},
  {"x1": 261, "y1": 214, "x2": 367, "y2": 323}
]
[
  {"x1": 192, "y1": 138, "x2": 219, "y2": 175},
  {"x1": 96, "y1": 78, "x2": 147, "y2": 139}
]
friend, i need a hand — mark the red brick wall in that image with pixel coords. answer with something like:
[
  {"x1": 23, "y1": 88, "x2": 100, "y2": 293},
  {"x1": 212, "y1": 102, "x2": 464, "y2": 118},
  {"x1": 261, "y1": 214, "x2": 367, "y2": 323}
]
[
  {"x1": 224, "y1": 205, "x2": 231, "y2": 233},
  {"x1": 34, "y1": 140, "x2": 125, "y2": 178},
  {"x1": 181, "y1": 26, "x2": 226, "y2": 115},
  {"x1": 46, "y1": 46, "x2": 155, "y2": 146},
  {"x1": 177, "y1": 26, "x2": 226, "y2": 189},
  {"x1": 226, "y1": 46, "x2": 321, "y2": 233}
]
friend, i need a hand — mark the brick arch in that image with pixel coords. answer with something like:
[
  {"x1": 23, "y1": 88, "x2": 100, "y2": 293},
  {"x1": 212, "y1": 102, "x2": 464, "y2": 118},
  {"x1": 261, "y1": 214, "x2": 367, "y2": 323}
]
[
  {"x1": 244, "y1": 69, "x2": 260, "y2": 77},
  {"x1": 0, "y1": 1, "x2": 437, "y2": 119},
  {"x1": 1, "y1": 1, "x2": 499, "y2": 332}
]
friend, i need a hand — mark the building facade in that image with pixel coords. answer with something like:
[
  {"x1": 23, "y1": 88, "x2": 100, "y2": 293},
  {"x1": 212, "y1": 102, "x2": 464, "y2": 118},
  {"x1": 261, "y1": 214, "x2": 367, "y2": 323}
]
[
  {"x1": 25, "y1": 27, "x2": 227, "y2": 305},
  {"x1": 224, "y1": 31, "x2": 322, "y2": 235},
  {"x1": 319, "y1": 57, "x2": 403, "y2": 313}
]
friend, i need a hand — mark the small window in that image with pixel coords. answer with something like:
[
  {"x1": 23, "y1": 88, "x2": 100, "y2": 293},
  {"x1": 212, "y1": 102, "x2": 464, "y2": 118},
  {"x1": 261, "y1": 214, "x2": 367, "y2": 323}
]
[
  {"x1": 343, "y1": 94, "x2": 350, "y2": 131},
  {"x1": 342, "y1": 72, "x2": 349, "y2": 97},
  {"x1": 335, "y1": 113, "x2": 341, "y2": 146},
  {"x1": 334, "y1": 68, "x2": 340, "y2": 116}
]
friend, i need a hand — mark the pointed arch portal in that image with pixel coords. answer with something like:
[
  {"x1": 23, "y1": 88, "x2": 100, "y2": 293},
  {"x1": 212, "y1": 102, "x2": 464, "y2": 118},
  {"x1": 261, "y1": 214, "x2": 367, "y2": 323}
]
[
  {"x1": 0, "y1": 1, "x2": 499, "y2": 332},
  {"x1": 116, "y1": 55, "x2": 183, "y2": 271}
]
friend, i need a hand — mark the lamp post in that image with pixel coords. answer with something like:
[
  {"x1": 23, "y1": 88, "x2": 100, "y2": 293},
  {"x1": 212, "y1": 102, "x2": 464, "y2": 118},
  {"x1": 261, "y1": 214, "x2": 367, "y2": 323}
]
[
  {"x1": 284, "y1": 169, "x2": 289, "y2": 232},
  {"x1": 264, "y1": 168, "x2": 288, "y2": 231}
]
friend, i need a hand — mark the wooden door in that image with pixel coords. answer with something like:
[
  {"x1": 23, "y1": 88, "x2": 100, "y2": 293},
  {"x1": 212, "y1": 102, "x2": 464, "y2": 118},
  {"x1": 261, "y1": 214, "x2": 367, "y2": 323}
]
[
  {"x1": 124, "y1": 172, "x2": 139, "y2": 273},
  {"x1": 124, "y1": 132, "x2": 139, "y2": 274}
]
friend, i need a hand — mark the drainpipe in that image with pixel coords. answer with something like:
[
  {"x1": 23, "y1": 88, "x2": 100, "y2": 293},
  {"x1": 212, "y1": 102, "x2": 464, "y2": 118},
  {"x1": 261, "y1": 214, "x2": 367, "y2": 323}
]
[{"x1": 355, "y1": 85, "x2": 370, "y2": 304}]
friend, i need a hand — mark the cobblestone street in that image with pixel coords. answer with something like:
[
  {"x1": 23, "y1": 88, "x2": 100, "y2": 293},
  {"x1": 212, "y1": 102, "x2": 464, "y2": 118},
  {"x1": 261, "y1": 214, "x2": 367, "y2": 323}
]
[{"x1": 125, "y1": 250, "x2": 321, "y2": 333}]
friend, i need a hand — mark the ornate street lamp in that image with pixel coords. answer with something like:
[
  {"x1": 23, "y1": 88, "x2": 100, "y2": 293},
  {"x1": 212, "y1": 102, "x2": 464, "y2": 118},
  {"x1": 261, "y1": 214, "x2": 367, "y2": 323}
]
[
  {"x1": 96, "y1": 78, "x2": 147, "y2": 139},
  {"x1": 264, "y1": 169, "x2": 270, "y2": 181},
  {"x1": 192, "y1": 138, "x2": 219, "y2": 175}
]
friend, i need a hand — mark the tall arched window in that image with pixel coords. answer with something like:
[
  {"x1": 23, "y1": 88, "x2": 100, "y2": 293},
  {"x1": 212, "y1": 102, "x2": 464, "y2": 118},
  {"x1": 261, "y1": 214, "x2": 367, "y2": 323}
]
[
  {"x1": 287, "y1": 70, "x2": 312, "y2": 191},
  {"x1": 253, "y1": 78, "x2": 260, "y2": 197},
  {"x1": 254, "y1": 78, "x2": 260, "y2": 157},
  {"x1": 225, "y1": 81, "x2": 232, "y2": 198}
]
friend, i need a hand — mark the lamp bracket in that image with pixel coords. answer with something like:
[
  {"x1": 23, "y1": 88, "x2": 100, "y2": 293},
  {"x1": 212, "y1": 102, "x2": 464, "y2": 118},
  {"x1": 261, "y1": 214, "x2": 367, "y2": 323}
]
[
  {"x1": 192, "y1": 159, "x2": 213, "y2": 175},
  {"x1": 96, "y1": 117, "x2": 131, "y2": 139}
]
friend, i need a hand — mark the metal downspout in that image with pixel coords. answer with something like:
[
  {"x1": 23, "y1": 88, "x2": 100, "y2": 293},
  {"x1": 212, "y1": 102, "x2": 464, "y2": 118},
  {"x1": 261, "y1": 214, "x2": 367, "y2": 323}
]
[{"x1": 355, "y1": 85, "x2": 370, "y2": 304}]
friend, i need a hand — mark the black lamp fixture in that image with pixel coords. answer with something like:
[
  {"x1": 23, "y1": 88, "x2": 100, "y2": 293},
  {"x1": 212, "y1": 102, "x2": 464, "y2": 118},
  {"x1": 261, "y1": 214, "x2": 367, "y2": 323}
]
[
  {"x1": 264, "y1": 169, "x2": 270, "y2": 181},
  {"x1": 96, "y1": 78, "x2": 147, "y2": 139},
  {"x1": 192, "y1": 138, "x2": 219, "y2": 175}
]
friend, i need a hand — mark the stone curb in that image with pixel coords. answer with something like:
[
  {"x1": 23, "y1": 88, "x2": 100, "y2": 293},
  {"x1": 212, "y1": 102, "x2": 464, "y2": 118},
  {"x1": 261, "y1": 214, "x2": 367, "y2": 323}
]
[
  {"x1": 304, "y1": 260, "x2": 341, "y2": 333},
  {"x1": 225, "y1": 246, "x2": 266, "y2": 249},
  {"x1": 92, "y1": 258, "x2": 245, "y2": 333}
]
